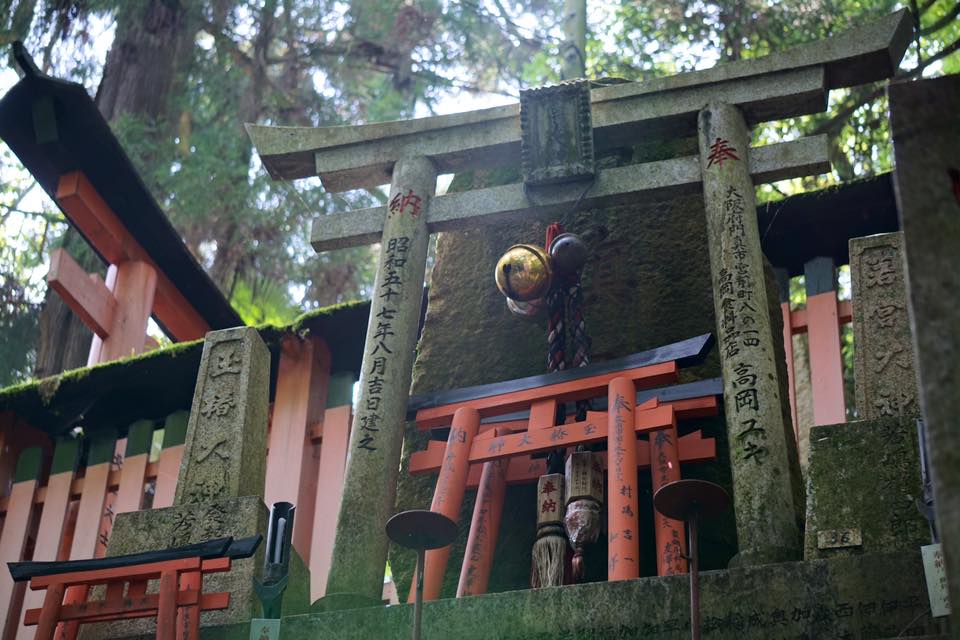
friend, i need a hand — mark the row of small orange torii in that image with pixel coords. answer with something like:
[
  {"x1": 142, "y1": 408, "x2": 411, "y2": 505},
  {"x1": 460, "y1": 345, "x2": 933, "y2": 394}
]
[{"x1": 405, "y1": 356, "x2": 719, "y2": 600}]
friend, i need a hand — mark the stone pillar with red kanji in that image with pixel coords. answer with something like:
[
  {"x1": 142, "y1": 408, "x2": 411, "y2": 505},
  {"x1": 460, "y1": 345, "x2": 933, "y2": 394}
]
[{"x1": 698, "y1": 102, "x2": 803, "y2": 565}]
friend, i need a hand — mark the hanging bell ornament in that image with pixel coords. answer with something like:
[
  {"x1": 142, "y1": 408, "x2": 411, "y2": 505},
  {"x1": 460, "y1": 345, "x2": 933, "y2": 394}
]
[
  {"x1": 507, "y1": 297, "x2": 546, "y2": 319},
  {"x1": 494, "y1": 244, "x2": 553, "y2": 302},
  {"x1": 548, "y1": 232, "x2": 588, "y2": 276}
]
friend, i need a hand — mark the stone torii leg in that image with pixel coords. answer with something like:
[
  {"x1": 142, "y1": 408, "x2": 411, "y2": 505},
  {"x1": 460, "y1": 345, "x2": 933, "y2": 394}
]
[
  {"x1": 698, "y1": 102, "x2": 802, "y2": 565},
  {"x1": 324, "y1": 156, "x2": 438, "y2": 604}
]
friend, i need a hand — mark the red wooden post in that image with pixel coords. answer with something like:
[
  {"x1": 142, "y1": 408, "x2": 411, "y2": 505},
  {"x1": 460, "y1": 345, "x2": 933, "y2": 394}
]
[
  {"x1": 309, "y1": 386, "x2": 353, "y2": 600},
  {"x1": 650, "y1": 422, "x2": 687, "y2": 576},
  {"x1": 34, "y1": 582, "x2": 66, "y2": 640},
  {"x1": 154, "y1": 412, "x2": 188, "y2": 509},
  {"x1": 264, "y1": 336, "x2": 331, "y2": 561},
  {"x1": 607, "y1": 377, "x2": 640, "y2": 581},
  {"x1": 114, "y1": 421, "x2": 153, "y2": 515},
  {"x1": 457, "y1": 458, "x2": 508, "y2": 597},
  {"x1": 804, "y1": 258, "x2": 847, "y2": 425},
  {"x1": 156, "y1": 570, "x2": 178, "y2": 640},
  {"x1": 414, "y1": 407, "x2": 480, "y2": 602},
  {"x1": 177, "y1": 570, "x2": 201, "y2": 640},
  {"x1": 16, "y1": 439, "x2": 80, "y2": 640},
  {"x1": 0, "y1": 447, "x2": 43, "y2": 638},
  {"x1": 98, "y1": 260, "x2": 157, "y2": 363},
  {"x1": 57, "y1": 435, "x2": 114, "y2": 640}
]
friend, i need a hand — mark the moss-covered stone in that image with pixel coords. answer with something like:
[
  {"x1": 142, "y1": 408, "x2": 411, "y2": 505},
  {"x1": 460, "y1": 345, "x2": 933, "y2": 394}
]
[
  {"x1": 283, "y1": 552, "x2": 937, "y2": 639},
  {"x1": 804, "y1": 416, "x2": 928, "y2": 560}
]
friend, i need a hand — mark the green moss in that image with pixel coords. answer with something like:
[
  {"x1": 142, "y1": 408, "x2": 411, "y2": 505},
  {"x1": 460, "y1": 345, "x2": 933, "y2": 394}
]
[{"x1": 0, "y1": 299, "x2": 371, "y2": 438}]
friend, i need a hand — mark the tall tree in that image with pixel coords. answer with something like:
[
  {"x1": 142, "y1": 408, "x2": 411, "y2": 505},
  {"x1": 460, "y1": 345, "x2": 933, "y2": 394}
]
[{"x1": 32, "y1": 0, "x2": 195, "y2": 377}]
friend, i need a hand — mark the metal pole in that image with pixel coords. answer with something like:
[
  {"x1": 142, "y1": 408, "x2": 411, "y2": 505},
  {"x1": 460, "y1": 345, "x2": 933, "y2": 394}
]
[
  {"x1": 689, "y1": 509, "x2": 700, "y2": 640},
  {"x1": 414, "y1": 548, "x2": 425, "y2": 640}
]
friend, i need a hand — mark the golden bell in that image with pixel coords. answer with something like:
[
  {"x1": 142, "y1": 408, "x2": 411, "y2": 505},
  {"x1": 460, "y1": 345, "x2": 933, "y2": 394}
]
[{"x1": 495, "y1": 244, "x2": 553, "y2": 302}]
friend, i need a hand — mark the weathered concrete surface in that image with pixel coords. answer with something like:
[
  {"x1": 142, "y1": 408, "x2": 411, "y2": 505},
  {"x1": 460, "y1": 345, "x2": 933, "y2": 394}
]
[
  {"x1": 804, "y1": 417, "x2": 927, "y2": 560},
  {"x1": 282, "y1": 552, "x2": 936, "y2": 639},
  {"x1": 175, "y1": 326, "x2": 270, "y2": 505},
  {"x1": 850, "y1": 232, "x2": 919, "y2": 420},
  {"x1": 393, "y1": 138, "x2": 738, "y2": 600},
  {"x1": 325, "y1": 156, "x2": 437, "y2": 603},
  {"x1": 699, "y1": 101, "x2": 802, "y2": 565},
  {"x1": 890, "y1": 74, "x2": 960, "y2": 626},
  {"x1": 83, "y1": 497, "x2": 311, "y2": 638}
]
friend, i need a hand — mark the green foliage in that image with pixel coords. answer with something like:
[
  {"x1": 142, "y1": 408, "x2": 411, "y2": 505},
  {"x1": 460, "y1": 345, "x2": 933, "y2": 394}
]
[{"x1": 1, "y1": 0, "x2": 958, "y2": 387}]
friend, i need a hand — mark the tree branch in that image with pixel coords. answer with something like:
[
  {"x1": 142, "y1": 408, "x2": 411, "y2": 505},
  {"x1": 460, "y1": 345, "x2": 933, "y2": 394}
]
[{"x1": 920, "y1": 1, "x2": 960, "y2": 35}]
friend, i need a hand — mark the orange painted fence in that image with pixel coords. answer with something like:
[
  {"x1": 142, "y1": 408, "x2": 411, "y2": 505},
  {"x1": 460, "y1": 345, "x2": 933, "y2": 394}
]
[
  {"x1": 0, "y1": 359, "x2": 355, "y2": 637},
  {"x1": 780, "y1": 296, "x2": 853, "y2": 439}
]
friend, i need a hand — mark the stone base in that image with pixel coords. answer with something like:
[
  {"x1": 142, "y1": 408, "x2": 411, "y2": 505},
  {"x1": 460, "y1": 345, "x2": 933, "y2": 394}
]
[
  {"x1": 280, "y1": 552, "x2": 936, "y2": 639},
  {"x1": 805, "y1": 417, "x2": 928, "y2": 560},
  {"x1": 80, "y1": 496, "x2": 310, "y2": 638}
]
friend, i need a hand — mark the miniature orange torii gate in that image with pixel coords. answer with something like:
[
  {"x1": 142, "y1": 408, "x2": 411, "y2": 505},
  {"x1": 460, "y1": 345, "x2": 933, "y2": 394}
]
[
  {"x1": 8, "y1": 535, "x2": 260, "y2": 640},
  {"x1": 406, "y1": 335, "x2": 721, "y2": 599}
]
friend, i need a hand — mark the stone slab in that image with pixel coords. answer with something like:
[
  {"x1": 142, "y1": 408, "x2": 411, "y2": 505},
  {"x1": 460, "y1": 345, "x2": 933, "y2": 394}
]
[
  {"x1": 804, "y1": 417, "x2": 927, "y2": 560},
  {"x1": 311, "y1": 135, "x2": 829, "y2": 251},
  {"x1": 281, "y1": 551, "x2": 936, "y2": 639},
  {"x1": 249, "y1": 10, "x2": 909, "y2": 190},
  {"x1": 890, "y1": 73, "x2": 960, "y2": 626},
  {"x1": 81, "y1": 497, "x2": 310, "y2": 638},
  {"x1": 850, "y1": 232, "x2": 919, "y2": 419}
]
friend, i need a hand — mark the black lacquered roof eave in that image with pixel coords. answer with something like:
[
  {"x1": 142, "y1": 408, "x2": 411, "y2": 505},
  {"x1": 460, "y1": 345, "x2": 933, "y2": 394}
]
[
  {"x1": 0, "y1": 45, "x2": 242, "y2": 332},
  {"x1": 407, "y1": 332, "x2": 715, "y2": 418}
]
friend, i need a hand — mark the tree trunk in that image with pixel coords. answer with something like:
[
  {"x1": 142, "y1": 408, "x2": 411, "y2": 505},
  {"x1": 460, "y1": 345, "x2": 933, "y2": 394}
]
[{"x1": 34, "y1": 0, "x2": 193, "y2": 377}]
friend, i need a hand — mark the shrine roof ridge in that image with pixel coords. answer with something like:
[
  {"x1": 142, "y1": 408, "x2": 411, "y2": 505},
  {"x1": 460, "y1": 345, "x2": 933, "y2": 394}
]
[
  {"x1": 406, "y1": 333, "x2": 714, "y2": 416},
  {"x1": 248, "y1": 10, "x2": 910, "y2": 190},
  {"x1": 0, "y1": 48, "x2": 242, "y2": 333}
]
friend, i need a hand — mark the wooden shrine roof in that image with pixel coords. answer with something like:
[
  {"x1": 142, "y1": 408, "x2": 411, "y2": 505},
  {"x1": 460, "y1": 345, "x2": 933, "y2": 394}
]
[
  {"x1": 759, "y1": 173, "x2": 899, "y2": 276},
  {"x1": 0, "y1": 46, "x2": 242, "y2": 334}
]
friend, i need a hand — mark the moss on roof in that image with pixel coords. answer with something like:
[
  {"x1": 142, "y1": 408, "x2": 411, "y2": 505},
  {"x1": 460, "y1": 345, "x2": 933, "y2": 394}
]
[{"x1": 0, "y1": 299, "x2": 370, "y2": 438}]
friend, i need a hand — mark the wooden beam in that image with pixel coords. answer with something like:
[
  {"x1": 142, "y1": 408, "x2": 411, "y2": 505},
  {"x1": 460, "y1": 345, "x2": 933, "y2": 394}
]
[
  {"x1": 55, "y1": 172, "x2": 212, "y2": 341},
  {"x1": 410, "y1": 431, "x2": 717, "y2": 482},
  {"x1": 312, "y1": 136, "x2": 830, "y2": 251},
  {"x1": 47, "y1": 248, "x2": 117, "y2": 339},
  {"x1": 789, "y1": 299, "x2": 853, "y2": 335}
]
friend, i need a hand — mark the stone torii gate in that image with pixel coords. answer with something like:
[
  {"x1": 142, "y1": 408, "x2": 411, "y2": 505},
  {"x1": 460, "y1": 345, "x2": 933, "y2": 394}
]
[{"x1": 247, "y1": 10, "x2": 910, "y2": 605}]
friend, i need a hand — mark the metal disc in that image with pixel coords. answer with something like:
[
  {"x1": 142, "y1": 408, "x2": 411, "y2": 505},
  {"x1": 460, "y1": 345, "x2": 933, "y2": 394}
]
[
  {"x1": 386, "y1": 509, "x2": 458, "y2": 551},
  {"x1": 653, "y1": 479, "x2": 730, "y2": 522}
]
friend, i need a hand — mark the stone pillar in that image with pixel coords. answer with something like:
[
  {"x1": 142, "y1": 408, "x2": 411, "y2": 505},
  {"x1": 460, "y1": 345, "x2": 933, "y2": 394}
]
[
  {"x1": 698, "y1": 101, "x2": 801, "y2": 564},
  {"x1": 849, "y1": 232, "x2": 919, "y2": 420},
  {"x1": 98, "y1": 327, "x2": 311, "y2": 637},
  {"x1": 174, "y1": 326, "x2": 270, "y2": 505},
  {"x1": 889, "y1": 75, "x2": 960, "y2": 624},
  {"x1": 325, "y1": 156, "x2": 437, "y2": 604}
]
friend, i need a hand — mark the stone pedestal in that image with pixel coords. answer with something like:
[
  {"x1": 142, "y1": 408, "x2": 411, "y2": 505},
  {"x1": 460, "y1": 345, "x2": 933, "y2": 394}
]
[
  {"x1": 85, "y1": 497, "x2": 310, "y2": 638},
  {"x1": 850, "y1": 232, "x2": 919, "y2": 419},
  {"x1": 804, "y1": 417, "x2": 927, "y2": 560},
  {"x1": 87, "y1": 327, "x2": 310, "y2": 637},
  {"x1": 698, "y1": 101, "x2": 802, "y2": 565}
]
